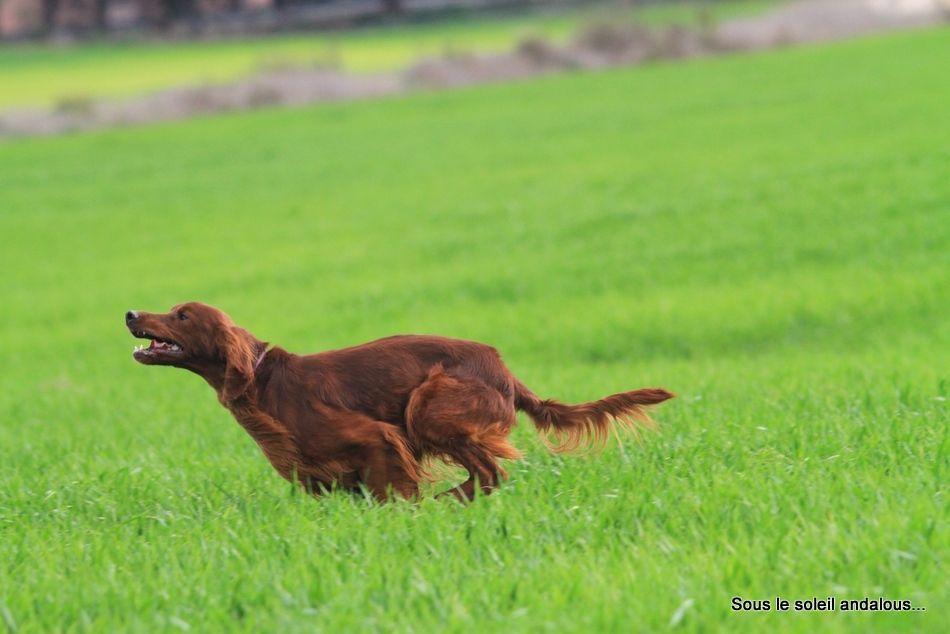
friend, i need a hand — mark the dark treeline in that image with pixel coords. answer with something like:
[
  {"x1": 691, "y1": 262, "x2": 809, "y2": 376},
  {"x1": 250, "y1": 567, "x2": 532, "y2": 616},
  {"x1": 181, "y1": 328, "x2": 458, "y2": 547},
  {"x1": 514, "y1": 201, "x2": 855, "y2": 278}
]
[{"x1": 0, "y1": 0, "x2": 543, "y2": 39}]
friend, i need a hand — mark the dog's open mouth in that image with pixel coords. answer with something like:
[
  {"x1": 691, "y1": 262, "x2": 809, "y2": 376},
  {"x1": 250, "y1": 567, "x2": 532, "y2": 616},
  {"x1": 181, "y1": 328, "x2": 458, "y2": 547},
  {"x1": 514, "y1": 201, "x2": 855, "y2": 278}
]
[{"x1": 132, "y1": 330, "x2": 183, "y2": 360}]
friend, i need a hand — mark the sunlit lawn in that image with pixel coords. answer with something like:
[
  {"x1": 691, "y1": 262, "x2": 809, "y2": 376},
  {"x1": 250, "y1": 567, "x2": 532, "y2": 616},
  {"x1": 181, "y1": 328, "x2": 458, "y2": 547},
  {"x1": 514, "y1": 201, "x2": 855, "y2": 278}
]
[{"x1": 0, "y1": 26, "x2": 946, "y2": 633}]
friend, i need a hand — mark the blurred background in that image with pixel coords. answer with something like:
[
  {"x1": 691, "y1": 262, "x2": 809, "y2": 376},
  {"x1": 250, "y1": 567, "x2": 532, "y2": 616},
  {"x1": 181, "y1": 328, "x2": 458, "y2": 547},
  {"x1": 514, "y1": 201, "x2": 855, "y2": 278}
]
[{"x1": 1, "y1": 0, "x2": 947, "y2": 136}]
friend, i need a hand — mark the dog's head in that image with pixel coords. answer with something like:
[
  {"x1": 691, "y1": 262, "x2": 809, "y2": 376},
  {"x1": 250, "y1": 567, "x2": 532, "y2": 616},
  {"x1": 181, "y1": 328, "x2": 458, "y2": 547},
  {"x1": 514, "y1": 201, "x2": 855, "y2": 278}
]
[{"x1": 126, "y1": 302, "x2": 262, "y2": 402}]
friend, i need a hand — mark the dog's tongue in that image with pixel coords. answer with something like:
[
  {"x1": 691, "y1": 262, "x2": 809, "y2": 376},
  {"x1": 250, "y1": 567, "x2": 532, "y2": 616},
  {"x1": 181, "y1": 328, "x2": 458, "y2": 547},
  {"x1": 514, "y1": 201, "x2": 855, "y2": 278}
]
[{"x1": 149, "y1": 340, "x2": 160, "y2": 350}]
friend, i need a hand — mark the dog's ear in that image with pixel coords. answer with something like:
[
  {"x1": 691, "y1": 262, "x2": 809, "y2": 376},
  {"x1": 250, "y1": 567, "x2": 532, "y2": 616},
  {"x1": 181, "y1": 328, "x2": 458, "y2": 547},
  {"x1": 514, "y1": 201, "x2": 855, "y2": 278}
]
[{"x1": 219, "y1": 326, "x2": 256, "y2": 403}]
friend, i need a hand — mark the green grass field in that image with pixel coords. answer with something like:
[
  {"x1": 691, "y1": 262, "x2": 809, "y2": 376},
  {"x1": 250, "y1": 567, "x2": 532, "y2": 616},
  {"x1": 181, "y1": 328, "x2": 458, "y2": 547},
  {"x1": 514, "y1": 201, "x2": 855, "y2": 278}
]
[
  {"x1": 0, "y1": 26, "x2": 947, "y2": 633},
  {"x1": 0, "y1": 0, "x2": 773, "y2": 110}
]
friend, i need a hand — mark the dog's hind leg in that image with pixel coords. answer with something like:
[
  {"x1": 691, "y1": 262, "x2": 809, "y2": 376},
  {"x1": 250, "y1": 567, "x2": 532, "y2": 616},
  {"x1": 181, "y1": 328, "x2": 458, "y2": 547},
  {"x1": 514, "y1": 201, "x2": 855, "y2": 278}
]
[
  {"x1": 359, "y1": 422, "x2": 422, "y2": 502},
  {"x1": 439, "y1": 440, "x2": 514, "y2": 500},
  {"x1": 406, "y1": 365, "x2": 521, "y2": 500}
]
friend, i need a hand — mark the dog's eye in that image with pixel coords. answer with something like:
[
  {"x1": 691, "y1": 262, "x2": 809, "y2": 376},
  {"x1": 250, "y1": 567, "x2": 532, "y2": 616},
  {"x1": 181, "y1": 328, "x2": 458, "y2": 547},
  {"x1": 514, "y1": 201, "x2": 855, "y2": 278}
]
[{"x1": 178, "y1": 312, "x2": 188, "y2": 321}]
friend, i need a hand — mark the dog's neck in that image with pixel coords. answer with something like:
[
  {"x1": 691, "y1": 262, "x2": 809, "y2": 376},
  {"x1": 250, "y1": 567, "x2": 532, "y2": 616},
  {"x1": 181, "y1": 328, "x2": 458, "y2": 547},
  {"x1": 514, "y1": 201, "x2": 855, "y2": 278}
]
[
  {"x1": 253, "y1": 345, "x2": 269, "y2": 372},
  {"x1": 192, "y1": 338, "x2": 269, "y2": 400}
]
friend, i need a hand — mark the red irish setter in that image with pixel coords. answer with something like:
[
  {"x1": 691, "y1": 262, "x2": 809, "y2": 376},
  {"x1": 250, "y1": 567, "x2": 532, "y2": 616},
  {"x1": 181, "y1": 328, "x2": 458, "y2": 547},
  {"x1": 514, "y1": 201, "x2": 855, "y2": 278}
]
[{"x1": 126, "y1": 302, "x2": 673, "y2": 501}]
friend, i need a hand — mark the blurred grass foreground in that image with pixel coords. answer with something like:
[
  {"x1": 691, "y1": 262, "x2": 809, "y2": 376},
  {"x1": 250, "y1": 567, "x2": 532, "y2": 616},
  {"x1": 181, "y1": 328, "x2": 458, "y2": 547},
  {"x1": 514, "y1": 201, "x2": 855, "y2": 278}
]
[
  {"x1": 0, "y1": 1, "x2": 947, "y2": 631},
  {"x1": 0, "y1": 23, "x2": 947, "y2": 630}
]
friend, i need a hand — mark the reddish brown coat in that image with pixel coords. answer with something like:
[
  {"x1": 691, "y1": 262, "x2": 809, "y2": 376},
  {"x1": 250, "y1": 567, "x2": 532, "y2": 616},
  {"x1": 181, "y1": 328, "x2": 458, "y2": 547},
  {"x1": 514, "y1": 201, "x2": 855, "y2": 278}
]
[{"x1": 127, "y1": 302, "x2": 673, "y2": 500}]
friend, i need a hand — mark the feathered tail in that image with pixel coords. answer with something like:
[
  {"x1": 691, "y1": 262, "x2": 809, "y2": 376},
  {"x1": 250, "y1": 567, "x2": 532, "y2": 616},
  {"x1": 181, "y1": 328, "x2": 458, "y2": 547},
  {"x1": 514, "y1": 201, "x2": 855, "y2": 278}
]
[{"x1": 514, "y1": 379, "x2": 673, "y2": 452}]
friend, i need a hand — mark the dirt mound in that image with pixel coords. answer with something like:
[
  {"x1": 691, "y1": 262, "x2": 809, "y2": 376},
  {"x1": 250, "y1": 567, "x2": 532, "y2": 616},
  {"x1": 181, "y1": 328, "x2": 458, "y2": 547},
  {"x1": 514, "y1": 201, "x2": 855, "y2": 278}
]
[
  {"x1": 0, "y1": 70, "x2": 401, "y2": 137},
  {"x1": 717, "y1": 0, "x2": 947, "y2": 48},
  {"x1": 406, "y1": 19, "x2": 718, "y2": 89}
]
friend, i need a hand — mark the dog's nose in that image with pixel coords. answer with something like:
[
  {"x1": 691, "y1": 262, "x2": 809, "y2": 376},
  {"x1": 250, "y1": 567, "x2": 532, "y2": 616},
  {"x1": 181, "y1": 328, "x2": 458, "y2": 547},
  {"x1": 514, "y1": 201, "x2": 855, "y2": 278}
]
[{"x1": 125, "y1": 310, "x2": 139, "y2": 324}]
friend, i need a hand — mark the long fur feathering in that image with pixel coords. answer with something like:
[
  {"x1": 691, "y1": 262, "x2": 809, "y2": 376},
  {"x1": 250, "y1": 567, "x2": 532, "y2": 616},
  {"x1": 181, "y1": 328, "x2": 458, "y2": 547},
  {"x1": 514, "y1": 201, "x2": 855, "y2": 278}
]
[
  {"x1": 515, "y1": 381, "x2": 674, "y2": 452},
  {"x1": 379, "y1": 424, "x2": 424, "y2": 484}
]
